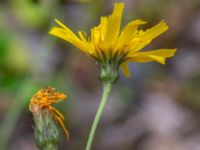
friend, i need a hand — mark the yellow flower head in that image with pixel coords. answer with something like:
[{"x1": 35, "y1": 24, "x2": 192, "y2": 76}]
[
  {"x1": 49, "y1": 3, "x2": 176, "y2": 82},
  {"x1": 29, "y1": 87, "x2": 69, "y2": 142}
]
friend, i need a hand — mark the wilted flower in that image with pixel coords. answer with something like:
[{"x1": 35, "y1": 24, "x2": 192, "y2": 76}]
[
  {"x1": 29, "y1": 87, "x2": 69, "y2": 149},
  {"x1": 49, "y1": 3, "x2": 176, "y2": 83}
]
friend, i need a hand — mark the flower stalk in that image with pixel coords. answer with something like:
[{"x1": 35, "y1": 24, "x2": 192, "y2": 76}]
[{"x1": 86, "y1": 82, "x2": 112, "y2": 150}]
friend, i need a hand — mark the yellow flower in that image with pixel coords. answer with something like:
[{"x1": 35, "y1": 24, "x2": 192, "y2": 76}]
[
  {"x1": 29, "y1": 87, "x2": 69, "y2": 142},
  {"x1": 49, "y1": 3, "x2": 176, "y2": 82}
]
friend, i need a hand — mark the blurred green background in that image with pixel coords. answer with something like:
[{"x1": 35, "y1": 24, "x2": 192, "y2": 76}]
[{"x1": 1, "y1": 0, "x2": 200, "y2": 149}]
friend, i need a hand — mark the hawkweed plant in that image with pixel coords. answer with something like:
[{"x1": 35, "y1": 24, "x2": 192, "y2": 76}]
[
  {"x1": 29, "y1": 87, "x2": 69, "y2": 150},
  {"x1": 49, "y1": 2, "x2": 176, "y2": 150}
]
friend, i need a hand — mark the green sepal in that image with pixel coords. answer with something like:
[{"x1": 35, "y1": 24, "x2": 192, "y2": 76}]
[
  {"x1": 33, "y1": 109, "x2": 60, "y2": 150},
  {"x1": 99, "y1": 58, "x2": 120, "y2": 83}
]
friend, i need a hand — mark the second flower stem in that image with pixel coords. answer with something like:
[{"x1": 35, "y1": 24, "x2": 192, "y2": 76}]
[{"x1": 86, "y1": 82, "x2": 112, "y2": 150}]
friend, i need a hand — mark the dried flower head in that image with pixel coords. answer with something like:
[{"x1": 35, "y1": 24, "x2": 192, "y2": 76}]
[
  {"x1": 29, "y1": 87, "x2": 69, "y2": 142},
  {"x1": 49, "y1": 2, "x2": 176, "y2": 83}
]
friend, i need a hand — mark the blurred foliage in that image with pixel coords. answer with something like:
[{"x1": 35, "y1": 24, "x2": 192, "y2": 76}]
[
  {"x1": 0, "y1": 28, "x2": 27, "y2": 91},
  {"x1": 10, "y1": 0, "x2": 50, "y2": 28}
]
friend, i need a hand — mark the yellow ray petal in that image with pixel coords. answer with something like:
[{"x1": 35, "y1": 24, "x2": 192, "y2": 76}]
[
  {"x1": 130, "y1": 20, "x2": 169, "y2": 52},
  {"x1": 50, "y1": 19, "x2": 96, "y2": 54},
  {"x1": 128, "y1": 49, "x2": 176, "y2": 64},
  {"x1": 138, "y1": 49, "x2": 177, "y2": 57},
  {"x1": 129, "y1": 54, "x2": 166, "y2": 64},
  {"x1": 78, "y1": 31, "x2": 96, "y2": 55},
  {"x1": 55, "y1": 19, "x2": 70, "y2": 30},
  {"x1": 91, "y1": 17, "x2": 108, "y2": 56},
  {"x1": 141, "y1": 20, "x2": 169, "y2": 41},
  {"x1": 99, "y1": 17, "x2": 108, "y2": 41},
  {"x1": 54, "y1": 19, "x2": 81, "y2": 40},
  {"x1": 148, "y1": 55, "x2": 166, "y2": 64},
  {"x1": 49, "y1": 27, "x2": 82, "y2": 49},
  {"x1": 114, "y1": 19, "x2": 147, "y2": 50},
  {"x1": 102, "y1": 3, "x2": 124, "y2": 49},
  {"x1": 78, "y1": 31, "x2": 88, "y2": 43},
  {"x1": 50, "y1": 27, "x2": 94, "y2": 55},
  {"x1": 91, "y1": 27, "x2": 100, "y2": 49},
  {"x1": 120, "y1": 62, "x2": 131, "y2": 77}
]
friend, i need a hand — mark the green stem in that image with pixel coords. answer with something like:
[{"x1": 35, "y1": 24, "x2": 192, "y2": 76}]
[{"x1": 86, "y1": 82, "x2": 112, "y2": 150}]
